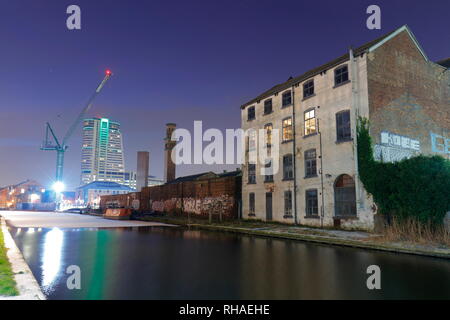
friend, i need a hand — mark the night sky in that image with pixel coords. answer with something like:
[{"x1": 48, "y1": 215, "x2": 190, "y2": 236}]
[{"x1": 1, "y1": 0, "x2": 449, "y2": 190}]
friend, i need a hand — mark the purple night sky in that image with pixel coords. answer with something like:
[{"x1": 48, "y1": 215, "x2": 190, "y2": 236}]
[{"x1": 0, "y1": 0, "x2": 449, "y2": 189}]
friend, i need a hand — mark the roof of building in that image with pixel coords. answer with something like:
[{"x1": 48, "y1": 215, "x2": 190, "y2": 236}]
[
  {"x1": 166, "y1": 172, "x2": 217, "y2": 184},
  {"x1": 217, "y1": 170, "x2": 242, "y2": 178},
  {"x1": 77, "y1": 181, "x2": 133, "y2": 191},
  {"x1": 436, "y1": 58, "x2": 450, "y2": 69},
  {"x1": 166, "y1": 170, "x2": 241, "y2": 184},
  {"x1": 240, "y1": 25, "x2": 425, "y2": 109},
  {"x1": 0, "y1": 179, "x2": 43, "y2": 191}
]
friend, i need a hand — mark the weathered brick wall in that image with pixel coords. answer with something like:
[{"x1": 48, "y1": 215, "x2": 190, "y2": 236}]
[
  {"x1": 100, "y1": 175, "x2": 241, "y2": 219},
  {"x1": 367, "y1": 30, "x2": 450, "y2": 161}
]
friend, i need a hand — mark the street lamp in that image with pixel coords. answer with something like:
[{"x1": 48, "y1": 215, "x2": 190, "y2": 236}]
[
  {"x1": 52, "y1": 181, "x2": 65, "y2": 211},
  {"x1": 52, "y1": 181, "x2": 65, "y2": 194}
]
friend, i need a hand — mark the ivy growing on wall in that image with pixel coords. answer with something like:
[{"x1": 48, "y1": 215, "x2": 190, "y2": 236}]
[{"x1": 357, "y1": 117, "x2": 450, "y2": 225}]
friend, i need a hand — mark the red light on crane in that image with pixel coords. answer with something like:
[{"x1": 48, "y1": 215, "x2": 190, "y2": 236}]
[{"x1": 106, "y1": 69, "x2": 112, "y2": 75}]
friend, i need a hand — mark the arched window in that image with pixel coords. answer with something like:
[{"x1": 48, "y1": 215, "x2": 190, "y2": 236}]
[{"x1": 334, "y1": 174, "x2": 356, "y2": 217}]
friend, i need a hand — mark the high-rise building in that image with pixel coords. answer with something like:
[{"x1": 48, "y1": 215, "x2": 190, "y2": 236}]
[{"x1": 81, "y1": 118, "x2": 125, "y2": 185}]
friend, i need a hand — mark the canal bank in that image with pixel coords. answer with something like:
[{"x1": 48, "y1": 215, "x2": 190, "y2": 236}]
[
  {"x1": 0, "y1": 217, "x2": 45, "y2": 300},
  {"x1": 137, "y1": 216, "x2": 450, "y2": 259}
]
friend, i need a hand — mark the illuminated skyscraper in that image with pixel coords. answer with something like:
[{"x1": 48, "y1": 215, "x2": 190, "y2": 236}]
[{"x1": 80, "y1": 118, "x2": 125, "y2": 185}]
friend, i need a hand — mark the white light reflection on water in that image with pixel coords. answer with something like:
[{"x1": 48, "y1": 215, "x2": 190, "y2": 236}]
[{"x1": 41, "y1": 228, "x2": 64, "y2": 294}]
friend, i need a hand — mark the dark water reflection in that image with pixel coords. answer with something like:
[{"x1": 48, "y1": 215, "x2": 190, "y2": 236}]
[{"x1": 9, "y1": 226, "x2": 450, "y2": 300}]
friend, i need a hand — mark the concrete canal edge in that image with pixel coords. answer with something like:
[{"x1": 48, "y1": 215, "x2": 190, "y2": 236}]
[
  {"x1": 140, "y1": 217, "x2": 449, "y2": 259},
  {"x1": 0, "y1": 217, "x2": 46, "y2": 300},
  {"x1": 193, "y1": 224, "x2": 450, "y2": 259}
]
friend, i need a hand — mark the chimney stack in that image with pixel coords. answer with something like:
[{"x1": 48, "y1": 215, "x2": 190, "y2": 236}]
[
  {"x1": 164, "y1": 123, "x2": 176, "y2": 182},
  {"x1": 136, "y1": 151, "x2": 149, "y2": 191}
]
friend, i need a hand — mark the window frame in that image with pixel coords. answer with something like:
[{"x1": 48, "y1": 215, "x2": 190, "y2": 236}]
[
  {"x1": 304, "y1": 149, "x2": 317, "y2": 178},
  {"x1": 248, "y1": 163, "x2": 256, "y2": 184},
  {"x1": 303, "y1": 79, "x2": 314, "y2": 99},
  {"x1": 282, "y1": 90, "x2": 292, "y2": 107},
  {"x1": 282, "y1": 117, "x2": 293, "y2": 142},
  {"x1": 304, "y1": 108, "x2": 317, "y2": 136},
  {"x1": 264, "y1": 159, "x2": 274, "y2": 183},
  {"x1": 249, "y1": 193, "x2": 255, "y2": 216},
  {"x1": 283, "y1": 154, "x2": 294, "y2": 180},
  {"x1": 284, "y1": 190, "x2": 293, "y2": 217},
  {"x1": 247, "y1": 106, "x2": 256, "y2": 121},
  {"x1": 334, "y1": 65, "x2": 349, "y2": 87},
  {"x1": 305, "y1": 189, "x2": 319, "y2": 217},
  {"x1": 336, "y1": 110, "x2": 352, "y2": 142},
  {"x1": 264, "y1": 99, "x2": 273, "y2": 115}
]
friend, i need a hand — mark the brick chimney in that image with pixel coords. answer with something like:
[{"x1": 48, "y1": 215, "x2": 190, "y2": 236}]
[
  {"x1": 136, "y1": 151, "x2": 149, "y2": 191},
  {"x1": 164, "y1": 123, "x2": 176, "y2": 182}
]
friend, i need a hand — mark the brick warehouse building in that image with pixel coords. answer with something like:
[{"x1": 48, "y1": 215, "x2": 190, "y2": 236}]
[
  {"x1": 240, "y1": 25, "x2": 449, "y2": 230},
  {"x1": 100, "y1": 170, "x2": 242, "y2": 219}
]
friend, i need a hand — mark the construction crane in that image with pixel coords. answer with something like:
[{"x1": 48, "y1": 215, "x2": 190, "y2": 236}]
[{"x1": 41, "y1": 70, "x2": 113, "y2": 190}]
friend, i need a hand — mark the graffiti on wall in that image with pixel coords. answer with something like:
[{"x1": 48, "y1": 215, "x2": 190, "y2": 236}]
[
  {"x1": 374, "y1": 131, "x2": 421, "y2": 162},
  {"x1": 431, "y1": 132, "x2": 450, "y2": 155},
  {"x1": 151, "y1": 195, "x2": 234, "y2": 217}
]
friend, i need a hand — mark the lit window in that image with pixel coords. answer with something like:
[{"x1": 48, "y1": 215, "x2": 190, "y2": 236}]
[
  {"x1": 282, "y1": 117, "x2": 293, "y2": 142},
  {"x1": 304, "y1": 109, "x2": 316, "y2": 136},
  {"x1": 264, "y1": 123, "x2": 273, "y2": 146}
]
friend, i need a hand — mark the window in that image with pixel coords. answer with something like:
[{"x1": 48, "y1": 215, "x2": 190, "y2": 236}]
[
  {"x1": 283, "y1": 154, "x2": 293, "y2": 180},
  {"x1": 248, "y1": 130, "x2": 257, "y2": 151},
  {"x1": 264, "y1": 99, "x2": 273, "y2": 114},
  {"x1": 305, "y1": 149, "x2": 317, "y2": 177},
  {"x1": 282, "y1": 117, "x2": 293, "y2": 142},
  {"x1": 264, "y1": 123, "x2": 273, "y2": 146},
  {"x1": 248, "y1": 163, "x2": 256, "y2": 184},
  {"x1": 304, "y1": 109, "x2": 316, "y2": 136},
  {"x1": 334, "y1": 65, "x2": 349, "y2": 86},
  {"x1": 336, "y1": 110, "x2": 352, "y2": 141},
  {"x1": 334, "y1": 175, "x2": 356, "y2": 217},
  {"x1": 282, "y1": 91, "x2": 292, "y2": 107},
  {"x1": 249, "y1": 193, "x2": 255, "y2": 215},
  {"x1": 306, "y1": 189, "x2": 319, "y2": 216},
  {"x1": 247, "y1": 106, "x2": 255, "y2": 121},
  {"x1": 284, "y1": 190, "x2": 293, "y2": 217},
  {"x1": 264, "y1": 160, "x2": 274, "y2": 182},
  {"x1": 303, "y1": 80, "x2": 314, "y2": 98}
]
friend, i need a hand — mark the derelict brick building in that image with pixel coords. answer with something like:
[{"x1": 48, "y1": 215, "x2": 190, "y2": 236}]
[{"x1": 240, "y1": 25, "x2": 449, "y2": 230}]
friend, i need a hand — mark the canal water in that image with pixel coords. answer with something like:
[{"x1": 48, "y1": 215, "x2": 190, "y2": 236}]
[{"x1": 9, "y1": 226, "x2": 450, "y2": 300}]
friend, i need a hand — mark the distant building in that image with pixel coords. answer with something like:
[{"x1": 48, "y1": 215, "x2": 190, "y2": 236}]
[
  {"x1": 240, "y1": 25, "x2": 449, "y2": 230},
  {"x1": 100, "y1": 170, "x2": 242, "y2": 219},
  {"x1": 80, "y1": 118, "x2": 125, "y2": 185},
  {"x1": 76, "y1": 181, "x2": 133, "y2": 208},
  {"x1": 0, "y1": 180, "x2": 48, "y2": 210}
]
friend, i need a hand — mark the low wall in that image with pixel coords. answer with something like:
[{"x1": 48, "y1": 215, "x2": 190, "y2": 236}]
[{"x1": 100, "y1": 175, "x2": 241, "y2": 220}]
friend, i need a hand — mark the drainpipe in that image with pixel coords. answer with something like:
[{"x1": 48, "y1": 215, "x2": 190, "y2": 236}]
[
  {"x1": 318, "y1": 118, "x2": 325, "y2": 228},
  {"x1": 291, "y1": 84, "x2": 298, "y2": 225},
  {"x1": 349, "y1": 48, "x2": 363, "y2": 212}
]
